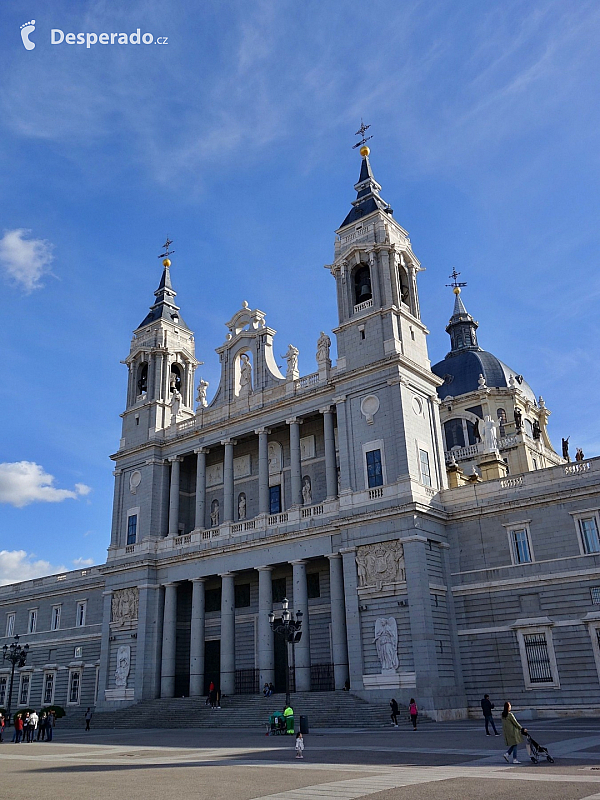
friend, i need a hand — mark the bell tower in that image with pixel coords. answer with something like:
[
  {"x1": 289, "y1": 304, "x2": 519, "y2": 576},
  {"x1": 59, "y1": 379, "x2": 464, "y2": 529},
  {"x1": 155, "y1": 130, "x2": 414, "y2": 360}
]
[
  {"x1": 121, "y1": 240, "x2": 199, "y2": 449},
  {"x1": 328, "y1": 135, "x2": 428, "y2": 374}
]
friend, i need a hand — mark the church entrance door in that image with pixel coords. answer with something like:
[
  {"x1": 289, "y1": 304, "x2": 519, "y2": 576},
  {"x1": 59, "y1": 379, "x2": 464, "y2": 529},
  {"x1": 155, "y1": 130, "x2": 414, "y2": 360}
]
[{"x1": 204, "y1": 640, "x2": 220, "y2": 695}]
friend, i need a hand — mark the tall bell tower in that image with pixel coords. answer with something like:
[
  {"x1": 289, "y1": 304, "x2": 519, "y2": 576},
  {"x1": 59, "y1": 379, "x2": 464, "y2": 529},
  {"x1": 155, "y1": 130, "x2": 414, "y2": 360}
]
[{"x1": 120, "y1": 240, "x2": 199, "y2": 450}]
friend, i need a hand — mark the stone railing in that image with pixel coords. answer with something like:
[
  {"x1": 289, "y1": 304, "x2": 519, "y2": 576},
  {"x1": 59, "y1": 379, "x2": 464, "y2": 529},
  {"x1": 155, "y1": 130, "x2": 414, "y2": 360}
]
[
  {"x1": 354, "y1": 298, "x2": 373, "y2": 314},
  {"x1": 445, "y1": 443, "x2": 482, "y2": 463},
  {"x1": 499, "y1": 476, "x2": 524, "y2": 489},
  {"x1": 565, "y1": 461, "x2": 591, "y2": 475},
  {"x1": 295, "y1": 372, "x2": 320, "y2": 391}
]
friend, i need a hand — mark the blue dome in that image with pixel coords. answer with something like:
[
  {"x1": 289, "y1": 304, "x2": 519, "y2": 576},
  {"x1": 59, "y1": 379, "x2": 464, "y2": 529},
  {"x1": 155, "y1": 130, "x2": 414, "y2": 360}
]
[{"x1": 431, "y1": 349, "x2": 536, "y2": 403}]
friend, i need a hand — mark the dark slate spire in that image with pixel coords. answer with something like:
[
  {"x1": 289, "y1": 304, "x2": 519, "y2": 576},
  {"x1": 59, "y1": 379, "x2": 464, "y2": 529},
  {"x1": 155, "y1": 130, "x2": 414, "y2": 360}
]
[
  {"x1": 137, "y1": 261, "x2": 190, "y2": 330},
  {"x1": 340, "y1": 151, "x2": 394, "y2": 228},
  {"x1": 445, "y1": 288, "x2": 479, "y2": 355}
]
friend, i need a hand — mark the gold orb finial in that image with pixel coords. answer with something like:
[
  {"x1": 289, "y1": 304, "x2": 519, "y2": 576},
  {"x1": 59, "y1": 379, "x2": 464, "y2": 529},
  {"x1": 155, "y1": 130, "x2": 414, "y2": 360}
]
[
  {"x1": 360, "y1": 145, "x2": 370, "y2": 157},
  {"x1": 163, "y1": 258, "x2": 171, "y2": 268},
  {"x1": 453, "y1": 286, "x2": 461, "y2": 295}
]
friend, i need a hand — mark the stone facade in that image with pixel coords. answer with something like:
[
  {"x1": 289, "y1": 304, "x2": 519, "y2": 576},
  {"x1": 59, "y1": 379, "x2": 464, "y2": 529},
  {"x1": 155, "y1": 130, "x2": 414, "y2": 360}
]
[{"x1": 1, "y1": 152, "x2": 599, "y2": 721}]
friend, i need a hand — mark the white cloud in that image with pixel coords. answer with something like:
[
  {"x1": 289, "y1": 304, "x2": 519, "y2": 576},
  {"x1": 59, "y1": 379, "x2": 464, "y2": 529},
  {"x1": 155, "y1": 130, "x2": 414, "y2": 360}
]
[
  {"x1": 0, "y1": 461, "x2": 91, "y2": 508},
  {"x1": 72, "y1": 557, "x2": 95, "y2": 568},
  {"x1": 0, "y1": 229, "x2": 54, "y2": 292},
  {"x1": 0, "y1": 550, "x2": 67, "y2": 586}
]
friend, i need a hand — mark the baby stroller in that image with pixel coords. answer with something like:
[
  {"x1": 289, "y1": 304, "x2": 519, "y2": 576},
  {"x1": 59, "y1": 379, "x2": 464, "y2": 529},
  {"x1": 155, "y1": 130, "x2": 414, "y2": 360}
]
[{"x1": 525, "y1": 732, "x2": 555, "y2": 764}]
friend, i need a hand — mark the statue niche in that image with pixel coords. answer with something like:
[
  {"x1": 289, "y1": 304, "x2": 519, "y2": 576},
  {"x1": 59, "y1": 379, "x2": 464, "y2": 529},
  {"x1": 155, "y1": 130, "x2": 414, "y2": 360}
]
[{"x1": 235, "y1": 352, "x2": 253, "y2": 398}]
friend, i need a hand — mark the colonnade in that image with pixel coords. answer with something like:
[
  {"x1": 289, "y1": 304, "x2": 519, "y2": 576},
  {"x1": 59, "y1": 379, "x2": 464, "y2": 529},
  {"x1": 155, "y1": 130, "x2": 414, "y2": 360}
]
[
  {"x1": 167, "y1": 408, "x2": 338, "y2": 535},
  {"x1": 158, "y1": 553, "x2": 349, "y2": 698}
]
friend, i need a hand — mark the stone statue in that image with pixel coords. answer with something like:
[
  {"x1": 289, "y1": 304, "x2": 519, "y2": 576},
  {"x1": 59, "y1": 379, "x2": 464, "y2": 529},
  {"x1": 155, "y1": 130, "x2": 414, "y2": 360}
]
[
  {"x1": 482, "y1": 415, "x2": 498, "y2": 453},
  {"x1": 302, "y1": 476, "x2": 312, "y2": 506},
  {"x1": 473, "y1": 418, "x2": 481, "y2": 443},
  {"x1": 114, "y1": 645, "x2": 131, "y2": 688},
  {"x1": 283, "y1": 344, "x2": 299, "y2": 381},
  {"x1": 576, "y1": 447, "x2": 585, "y2": 462},
  {"x1": 169, "y1": 371, "x2": 180, "y2": 392},
  {"x1": 477, "y1": 374, "x2": 487, "y2": 389},
  {"x1": 239, "y1": 353, "x2": 252, "y2": 397},
  {"x1": 356, "y1": 542, "x2": 405, "y2": 591},
  {"x1": 210, "y1": 499, "x2": 220, "y2": 527},
  {"x1": 513, "y1": 406, "x2": 522, "y2": 431},
  {"x1": 374, "y1": 617, "x2": 399, "y2": 673},
  {"x1": 170, "y1": 389, "x2": 181, "y2": 422},
  {"x1": 562, "y1": 437, "x2": 570, "y2": 461},
  {"x1": 509, "y1": 375, "x2": 516, "y2": 388},
  {"x1": 196, "y1": 378, "x2": 209, "y2": 408},
  {"x1": 539, "y1": 396, "x2": 546, "y2": 409},
  {"x1": 532, "y1": 420, "x2": 541, "y2": 440},
  {"x1": 316, "y1": 331, "x2": 331, "y2": 364},
  {"x1": 238, "y1": 493, "x2": 246, "y2": 520},
  {"x1": 111, "y1": 588, "x2": 139, "y2": 625}
]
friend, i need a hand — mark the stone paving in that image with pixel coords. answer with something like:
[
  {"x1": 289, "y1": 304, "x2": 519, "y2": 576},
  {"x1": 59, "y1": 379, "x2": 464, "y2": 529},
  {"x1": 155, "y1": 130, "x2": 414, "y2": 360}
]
[{"x1": 3, "y1": 719, "x2": 600, "y2": 799}]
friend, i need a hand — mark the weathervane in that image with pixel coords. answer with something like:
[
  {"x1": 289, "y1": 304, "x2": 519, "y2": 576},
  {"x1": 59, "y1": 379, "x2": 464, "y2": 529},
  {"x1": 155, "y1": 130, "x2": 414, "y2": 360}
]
[
  {"x1": 159, "y1": 237, "x2": 175, "y2": 260},
  {"x1": 352, "y1": 119, "x2": 373, "y2": 150},
  {"x1": 446, "y1": 268, "x2": 467, "y2": 292}
]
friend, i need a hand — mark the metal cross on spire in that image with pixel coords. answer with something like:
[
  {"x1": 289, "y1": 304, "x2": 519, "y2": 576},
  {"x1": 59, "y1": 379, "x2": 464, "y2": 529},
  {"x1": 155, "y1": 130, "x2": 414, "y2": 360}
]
[
  {"x1": 446, "y1": 268, "x2": 467, "y2": 290},
  {"x1": 352, "y1": 119, "x2": 373, "y2": 149},
  {"x1": 158, "y1": 237, "x2": 175, "y2": 259}
]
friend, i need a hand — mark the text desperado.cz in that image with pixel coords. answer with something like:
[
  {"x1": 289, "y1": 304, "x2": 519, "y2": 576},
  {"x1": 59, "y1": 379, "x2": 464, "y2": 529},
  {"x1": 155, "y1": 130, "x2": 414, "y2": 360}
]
[{"x1": 51, "y1": 29, "x2": 167, "y2": 48}]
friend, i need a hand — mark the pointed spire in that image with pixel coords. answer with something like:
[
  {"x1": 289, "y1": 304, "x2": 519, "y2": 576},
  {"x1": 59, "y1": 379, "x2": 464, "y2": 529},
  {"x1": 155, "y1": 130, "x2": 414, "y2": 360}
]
[
  {"x1": 444, "y1": 275, "x2": 479, "y2": 355},
  {"x1": 137, "y1": 240, "x2": 189, "y2": 330},
  {"x1": 340, "y1": 124, "x2": 393, "y2": 228}
]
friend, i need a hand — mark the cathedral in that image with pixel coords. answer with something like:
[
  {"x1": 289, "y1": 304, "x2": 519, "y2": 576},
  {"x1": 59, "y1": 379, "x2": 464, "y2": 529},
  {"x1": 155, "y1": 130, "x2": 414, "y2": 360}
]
[{"x1": 2, "y1": 144, "x2": 600, "y2": 722}]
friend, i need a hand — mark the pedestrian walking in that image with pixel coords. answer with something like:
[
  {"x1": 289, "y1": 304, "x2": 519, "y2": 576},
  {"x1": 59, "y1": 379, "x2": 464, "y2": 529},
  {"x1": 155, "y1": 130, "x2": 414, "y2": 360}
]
[
  {"x1": 481, "y1": 694, "x2": 499, "y2": 736},
  {"x1": 209, "y1": 680, "x2": 217, "y2": 709},
  {"x1": 13, "y1": 713, "x2": 23, "y2": 743},
  {"x1": 37, "y1": 713, "x2": 46, "y2": 741},
  {"x1": 501, "y1": 701, "x2": 527, "y2": 764},
  {"x1": 295, "y1": 732, "x2": 304, "y2": 759},
  {"x1": 409, "y1": 699, "x2": 418, "y2": 730},
  {"x1": 85, "y1": 708, "x2": 93, "y2": 731},
  {"x1": 44, "y1": 712, "x2": 53, "y2": 742},
  {"x1": 390, "y1": 698, "x2": 399, "y2": 727},
  {"x1": 28, "y1": 711, "x2": 38, "y2": 742},
  {"x1": 0, "y1": 713, "x2": 4, "y2": 742}
]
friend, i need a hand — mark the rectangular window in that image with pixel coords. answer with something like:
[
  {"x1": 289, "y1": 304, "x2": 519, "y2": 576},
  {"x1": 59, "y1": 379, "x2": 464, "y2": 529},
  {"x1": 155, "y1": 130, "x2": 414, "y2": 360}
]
[
  {"x1": 0, "y1": 676, "x2": 7, "y2": 706},
  {"x1": 419, "y1": 449, "x2": 432, "y2": 487},
  {"x1": 366, "y1": 449, "x2": 383, "y2": 488},
  {"x1": 19, "y1": 674, "x2": 31, "y2": 705},
  {"x1": 272, "y1": 577, "x2": 286, "y2": 604},
  {"x1": 269, "y1": 485, "x2": 281, "y2": 514},
  {"x1": 234, "y1": 583, "x2": 250, "y2": 608},
  {"x1": 28, "y1": 609, "x2": 37, "y2": 634},
  {"x1": 307, "y1": 572, "x2": 320, "y2": 599},
  {"x1": 68, "y1": 671, "x2": 81, "y2": 704},
  {"x1": 591, "y1": 587, "x2": 600, "y2": 605},
  {"x1": 76, "y1": 601, "x2": 87, "y2": 627},
  {"x1": 127, "y1": 514, "x2": 137, "y2": 545},
  {"x1": 6, "y1": 613, "x2": 15, "y2": 637},
  {"x1": 580, "y1": 517, "x2": 600, "y2": 554},
  {"x1": 74, "y1": 646, "x2": 83, "y2": 659},
  {"x1": 511, "y1": 529, "x2": 532, "y2": 564},
  {"x1": 523, "y1": 633, "x2": 553, "y2": 683},
  {"x1": 205, "y1": 587, "x2": 221, "y2": 613},
  {"x1": 51, "y1": 605, "x2": 61, "y2": 631},
  {"x1": 43, "y1": 673, "x2": 55, "y2": 705}
]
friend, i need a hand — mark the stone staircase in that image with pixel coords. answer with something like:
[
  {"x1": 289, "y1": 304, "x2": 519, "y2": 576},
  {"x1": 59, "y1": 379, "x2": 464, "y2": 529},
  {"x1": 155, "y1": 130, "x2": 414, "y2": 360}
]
[{"x1": 57, "y1": 692, "x2": 429, "y2": 731}]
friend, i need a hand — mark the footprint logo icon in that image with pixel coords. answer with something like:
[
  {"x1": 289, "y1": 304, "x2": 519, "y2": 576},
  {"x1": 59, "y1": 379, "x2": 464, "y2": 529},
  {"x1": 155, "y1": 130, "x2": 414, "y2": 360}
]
[{"x1": 20, "y1": 20, "x2": 36, "y2": 50}]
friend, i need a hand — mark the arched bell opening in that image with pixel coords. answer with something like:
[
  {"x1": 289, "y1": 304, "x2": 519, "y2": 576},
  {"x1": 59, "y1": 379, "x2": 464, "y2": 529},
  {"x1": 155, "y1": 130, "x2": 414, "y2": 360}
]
[
  {"x1": 353, "y1": 264, "x2": 372, "y2": 306},
  {"x1": 169, "y1": 363, "x2": 182, "y2": 394},
  {"x1": 136, "y1": 362, "x2": 148, "y2": 396}
]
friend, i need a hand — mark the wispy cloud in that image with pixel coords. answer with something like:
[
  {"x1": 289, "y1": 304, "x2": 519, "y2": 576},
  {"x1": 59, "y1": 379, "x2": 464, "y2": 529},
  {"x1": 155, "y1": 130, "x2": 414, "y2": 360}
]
[
  {"x1": 0, "y1": 550, "x2": 67, "y2": 586},
  {"x1": 0, "y1": 461, "x2": 91, "y2": 508},
  {"x1": 0, "y1": 229, "x2": 55, "y2": 292},
  {"x1": 72, "y1": 556, "x2": 94, "y2": 567}
]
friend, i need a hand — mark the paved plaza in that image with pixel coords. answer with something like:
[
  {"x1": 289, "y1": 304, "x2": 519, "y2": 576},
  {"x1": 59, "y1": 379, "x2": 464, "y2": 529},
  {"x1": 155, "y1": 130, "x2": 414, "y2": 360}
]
[{"x1": 4, "y1": 719, "x2": 600, "y2": 799}]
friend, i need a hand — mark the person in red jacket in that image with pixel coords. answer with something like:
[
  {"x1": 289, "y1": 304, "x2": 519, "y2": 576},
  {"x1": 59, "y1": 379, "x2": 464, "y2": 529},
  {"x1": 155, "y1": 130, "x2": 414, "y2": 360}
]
[{"x1": 14, "y1": 713, "x2": 24, "y2": 744}]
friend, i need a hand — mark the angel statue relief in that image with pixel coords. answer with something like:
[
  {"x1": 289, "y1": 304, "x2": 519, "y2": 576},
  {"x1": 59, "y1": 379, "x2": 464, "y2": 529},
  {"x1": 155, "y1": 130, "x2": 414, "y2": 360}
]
[{"x1": 374, "y1": 617, "x2": 399, "y2": 673}]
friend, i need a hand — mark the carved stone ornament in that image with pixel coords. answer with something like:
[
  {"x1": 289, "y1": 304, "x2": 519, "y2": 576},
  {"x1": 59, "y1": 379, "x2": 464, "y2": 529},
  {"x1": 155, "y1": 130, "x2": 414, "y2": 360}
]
[
  {"x1": 129, "y1": 470, "x2": 142, "y2": 494},
  {"x1": 360, "y1": 394, "x2": 380, "y2": 425},
  {"x1": 356, "y1": 541, "x2": 405, "y2": 591},
  {"x1": 374, "y1": 617, "x2": 399, "y2": 674},
  {"x1": 114, "y1": 645, "x2": 131, "y2": 688},
  {"x1": 111, "y1": 587, "x2": 139, "y2": 626}
]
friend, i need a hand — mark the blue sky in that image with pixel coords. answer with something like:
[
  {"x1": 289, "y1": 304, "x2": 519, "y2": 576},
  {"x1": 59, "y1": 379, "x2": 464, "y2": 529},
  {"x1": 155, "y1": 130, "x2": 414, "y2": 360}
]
[{"x1": 1, "y1": 0, "x2": 599, "y2": 583}]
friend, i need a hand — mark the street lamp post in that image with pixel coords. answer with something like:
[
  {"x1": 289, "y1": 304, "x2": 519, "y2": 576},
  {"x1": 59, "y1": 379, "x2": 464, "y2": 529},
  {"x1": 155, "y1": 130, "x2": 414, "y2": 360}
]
[
  {"x1": 268, "y1": 598, "x2": 302, "y2": 708},
  {"x1": 2, "y1": 635, "x2": 29, "y2": 724}
]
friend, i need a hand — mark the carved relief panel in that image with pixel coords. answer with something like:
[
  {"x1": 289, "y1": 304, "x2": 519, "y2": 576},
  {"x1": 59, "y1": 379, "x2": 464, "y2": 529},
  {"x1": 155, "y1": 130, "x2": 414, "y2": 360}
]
[{"x1": 356, "y1": 541, "x2": 405, "y2": 592}]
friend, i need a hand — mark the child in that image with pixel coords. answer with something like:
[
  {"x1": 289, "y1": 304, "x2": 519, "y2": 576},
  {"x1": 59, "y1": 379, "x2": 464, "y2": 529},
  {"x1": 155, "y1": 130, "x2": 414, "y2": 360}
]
[
  {"x1": 409, "y1": 698, "x2": 418, "y2": 730},
  {"x1": 295, "y1": 732, "x2": 304, "y2": 759}
]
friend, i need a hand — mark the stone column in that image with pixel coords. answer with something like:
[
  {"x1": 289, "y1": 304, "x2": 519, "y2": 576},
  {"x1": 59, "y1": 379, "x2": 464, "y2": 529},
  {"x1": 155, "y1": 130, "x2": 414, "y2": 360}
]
[
  {"x1": 320, "y1": 407, "x2": 338, "y2": 499},
  {"x1": 168, "y1": 456, "x2": 182, "y2": 536},
  {"x1": 291, "y1": 560, "x2": 311, "y2": 691},
  {"x1": 334, "y1": 396, "x2": 351, "y2": 493},
  {"x1": 256, "y1": 429, "x2": 270, "y2": 515},
  {"x1": 220, "y1": 573, "x2": 236, "y2": 695},
  {"x1": 153, "y1": 352, "x2": 162, "y2": 401},
  {"x1": 184, "y1": 362, "x2": 191, "y2": 408},
  {"x1": 222, "y1": 440, "x2": 235, "y2": 522},
  {"x1": 408, "y1": 264, "x2": 420, "y2": 319},
  {"x1": 194, "y1": 448, "x2": 208, "y2": 529},
  {"x1": 189, "y1": 578, "x2": 206, "y2": 697},
  {"x1": 109, "y1": 470, "x2": 123, "y2": 549},
  {"x1": 257, "y1": 566, "x2": 274, "y2": 687},
  {"x1": 287, "y1": 418, "x2": 302, "y2": 507},
  {"x1": 162, "y1": 354, "x2": 169, "y2": 401},
  {"x1": 160, "y1": 582, "x2": 178, "y2": 698},
  {"x1": 127, "y1": 363, "x2": 135, "y2": 407},
  {"x1": 327, "y1": 554, "x2": 349, "y2": 689},
  {"x1": 340, "y1": 548, "x2": 364, "y2": 689}
]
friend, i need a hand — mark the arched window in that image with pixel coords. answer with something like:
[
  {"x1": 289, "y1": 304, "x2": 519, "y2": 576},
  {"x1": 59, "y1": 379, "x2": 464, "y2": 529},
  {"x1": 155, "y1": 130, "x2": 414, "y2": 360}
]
[
  {"x1": 444, "y1": 419, "x2": 465, "y2": 450},
  {"x1": 354, "y1": 265, "x2": 372, "y2": 306},
  {"x1": 397, "y1": 265, "x2": 410, "y2": 305},
  {"x1": 497, "y1": 408, "x2": 507, "y2": 437},
  {"x1": 137, "y1": 363, "x2": 148, "y2": 395}
]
